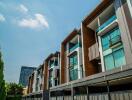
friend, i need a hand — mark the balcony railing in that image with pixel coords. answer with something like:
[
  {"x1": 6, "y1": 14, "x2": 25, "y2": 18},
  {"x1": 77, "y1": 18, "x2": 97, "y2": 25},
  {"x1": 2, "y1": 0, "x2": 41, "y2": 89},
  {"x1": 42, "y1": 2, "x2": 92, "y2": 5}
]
[
  {"x1": 96, "y1": 15, "x2": 117, "y2": 33},
  {"x1": 69, "y1": 43, "x2": 81, "y2": 52},
  {"x1": 89, "y1": 43, "x2": 99, "y2": 61}
]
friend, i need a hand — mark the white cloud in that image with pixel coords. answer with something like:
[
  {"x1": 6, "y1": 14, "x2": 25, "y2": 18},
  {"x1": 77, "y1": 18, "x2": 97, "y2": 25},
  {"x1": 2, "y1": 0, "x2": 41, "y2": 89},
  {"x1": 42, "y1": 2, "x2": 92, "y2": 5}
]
[
  {"x1": 35, "y1": 14, "x2": 49, "y2": 28},
  {"x1": 0, "y1": 14, "x2": 5, "y2": 22},
  {"x1": 19, "y1": 4, "x2": 28, "y2": 13},
  {"x1": 18, "y1": 13, "x2": 49, "y2": 29}
]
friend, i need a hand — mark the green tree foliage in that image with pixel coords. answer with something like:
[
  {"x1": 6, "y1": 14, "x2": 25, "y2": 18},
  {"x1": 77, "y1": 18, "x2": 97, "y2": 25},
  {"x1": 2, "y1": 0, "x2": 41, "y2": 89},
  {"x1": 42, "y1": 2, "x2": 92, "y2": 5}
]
[
  {"x1": 0, "y1": 51, "x2": 6, "y2": 100},
  {"x1": 6, "y1": 83, "x2": 23, "y2": 96},
  {"x1": 6, "y1": 83, "x2": 24, "y2": 100}
]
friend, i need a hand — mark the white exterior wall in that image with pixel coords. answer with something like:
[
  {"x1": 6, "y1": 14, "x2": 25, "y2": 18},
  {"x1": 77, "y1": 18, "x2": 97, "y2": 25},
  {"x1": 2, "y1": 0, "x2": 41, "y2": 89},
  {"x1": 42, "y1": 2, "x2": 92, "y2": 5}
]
[
  {"x1": 127, "y1": 0, "x2": 132, "y2": 17},
  {"x1": 33, "y1": 71, "x2": 37, "y2": 92},
  {"x1": 114, "y1": 0, "x2": 132, "y2": 65},
  {"x1": 78, "y1": 35, "x2": 83, "y2": 79},
  {"x1": 78, "y1": 47, "x2": 83, "y2": 79},
  {"x1": 66, "y1": 43, "x2": 70, "y2": 82}
]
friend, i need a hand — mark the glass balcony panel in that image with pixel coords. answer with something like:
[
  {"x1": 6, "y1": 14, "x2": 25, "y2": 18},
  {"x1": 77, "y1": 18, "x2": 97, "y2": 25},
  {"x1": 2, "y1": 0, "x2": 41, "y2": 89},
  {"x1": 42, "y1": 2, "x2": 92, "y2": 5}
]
[
  {"x1": 96, "y1": 15, "x2": 117, "y2": 33},
  {"x1": 69, "y1": 43, "x2": 81, "y2": 52}
]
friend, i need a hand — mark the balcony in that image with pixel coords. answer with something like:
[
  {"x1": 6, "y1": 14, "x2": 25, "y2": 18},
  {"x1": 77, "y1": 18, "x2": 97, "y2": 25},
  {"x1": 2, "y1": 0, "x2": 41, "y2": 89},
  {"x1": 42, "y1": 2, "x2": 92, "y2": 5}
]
[
  {"x1": 96, "y1": 15, "x2": 117, "y2": 33},
  {"x1": 89, "y1": 43, "x2": 99, "y2": 61},
  {"x1": 69, "y1": 43, "x2": 81, "y2": 53}
]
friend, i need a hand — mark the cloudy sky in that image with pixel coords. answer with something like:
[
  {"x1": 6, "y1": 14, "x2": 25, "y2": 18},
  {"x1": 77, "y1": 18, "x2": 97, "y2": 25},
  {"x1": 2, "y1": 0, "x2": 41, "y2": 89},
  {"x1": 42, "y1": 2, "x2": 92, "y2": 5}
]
[{"x1": 0, "y1": 0, "x2": 101, "y2": 83}]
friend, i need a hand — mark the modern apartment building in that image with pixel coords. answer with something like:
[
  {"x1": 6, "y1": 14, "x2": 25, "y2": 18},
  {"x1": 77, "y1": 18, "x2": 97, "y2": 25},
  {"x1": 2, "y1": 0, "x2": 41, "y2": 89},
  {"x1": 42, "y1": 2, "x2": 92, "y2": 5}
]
[
  {"x1": 26, "y1": 64, "x2": 44, "y2": 99},
  {"x1": 23, "y1": 0, "x2": 132, "y2": 100},
  {"x1": 19, "y1": 66, "x2": 36, "y2": 87},
  {"x1": 46, "y1": 52, "x2": 60, "y2": 88},
  {"x1": 35, "y1": 65, "x2": 44, "y2": 92},
  {"x1": 50, "y1": 0, "x2": 132, "y2": 100},
  {"x1": 60, "y1": 29, "x2": 83, "y2": 84},
  {"x1": 23, "y1": 52, "x2": 60, "y2": 100}
]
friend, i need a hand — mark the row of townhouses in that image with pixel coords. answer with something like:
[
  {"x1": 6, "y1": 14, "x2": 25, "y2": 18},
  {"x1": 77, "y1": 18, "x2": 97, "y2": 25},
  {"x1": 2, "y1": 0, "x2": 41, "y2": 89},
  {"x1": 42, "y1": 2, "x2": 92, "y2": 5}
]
[{"x1": 22, "y1": 0, "x2": 132, "y2": 100}]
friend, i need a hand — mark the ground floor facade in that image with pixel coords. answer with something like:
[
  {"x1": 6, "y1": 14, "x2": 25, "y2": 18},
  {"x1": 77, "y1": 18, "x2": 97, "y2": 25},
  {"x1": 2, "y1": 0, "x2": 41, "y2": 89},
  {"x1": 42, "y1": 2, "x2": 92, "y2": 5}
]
[{"x1": 22, "y1": 64, "x2": 132, "y2": 100}]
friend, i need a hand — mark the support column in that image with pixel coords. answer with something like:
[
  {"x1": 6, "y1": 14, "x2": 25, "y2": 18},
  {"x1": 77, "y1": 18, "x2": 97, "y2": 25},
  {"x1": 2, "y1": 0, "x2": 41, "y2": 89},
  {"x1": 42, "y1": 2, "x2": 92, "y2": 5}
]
[
  {"x1": 107, "y1": 81, "x2": 111, "y2": 100},
  {"x1": 62, "y1": 90, "x2": 64, "y2": 100},
  {"x1": 86, "y1": 86, "x2": 89, "y2": 100},
  {"x1": 56, "y1": 91, "x2": 57, "y2": 100},
  {"x1": 71, "y1": 86, "x2": 74, "y2": 100}
]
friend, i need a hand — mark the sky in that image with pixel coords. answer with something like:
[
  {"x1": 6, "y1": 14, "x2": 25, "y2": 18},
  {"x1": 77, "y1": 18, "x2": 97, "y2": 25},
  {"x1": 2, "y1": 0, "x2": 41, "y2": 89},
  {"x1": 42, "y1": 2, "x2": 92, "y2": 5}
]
[{"x1": 0, "y1": 0, "x2": 101, "y2": 83}]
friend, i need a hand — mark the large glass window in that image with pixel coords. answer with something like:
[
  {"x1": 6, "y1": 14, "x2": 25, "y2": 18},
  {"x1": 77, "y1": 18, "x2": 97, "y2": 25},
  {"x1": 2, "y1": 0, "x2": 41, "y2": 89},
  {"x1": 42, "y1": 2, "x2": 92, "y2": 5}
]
[
  {"x1": 104, "y1": 48, "x2": 125, "y2": 70},
  {"x1": 102, "y1": 27, "x2": 126, "y2": 70},
  {"x1": 69, "y1": 54, "x2": 78, "y2": 81},
  {"x1": 69, "y1": 54, "x2": 78, "y2": 68},
  {"x1": 102, "y1": 34, "x2": 110, "y2": 50},
  {"x1": 69, "y1": 69, "x2": 78, "y2": 81},
  {"x1": 113, "y1": 48, "x2": 125, "y2": 68},
  {"x1": 104, "y1": 54, "x2": 115, "y2": 70},
  {"x1": 101, "y1": 27, "x2": 121, "y2": 51}
]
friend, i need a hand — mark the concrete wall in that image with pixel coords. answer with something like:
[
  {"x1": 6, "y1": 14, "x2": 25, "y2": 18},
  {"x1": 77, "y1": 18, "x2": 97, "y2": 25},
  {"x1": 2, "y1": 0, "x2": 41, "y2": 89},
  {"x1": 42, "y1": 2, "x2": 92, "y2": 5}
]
[
  {"x1": 33, "y1": 71, "x2": 37, "y2": 92},
  {"x1": 114, "y1": 0, "x2": 132, "y2": 65}
]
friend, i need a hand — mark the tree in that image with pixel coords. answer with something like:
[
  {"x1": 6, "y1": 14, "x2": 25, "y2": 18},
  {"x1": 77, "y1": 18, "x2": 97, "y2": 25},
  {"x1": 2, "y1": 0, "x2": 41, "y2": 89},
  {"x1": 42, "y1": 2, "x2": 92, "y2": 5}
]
[
  {"x1": 6, "y1": 83, "x2": 23, "y2": 95},
  {"x1": 6, "y1": 83, "x2": 24, "y2": 100},
  {"x1": 0, "y1": 51, "x2": 6, "y2": 100}
]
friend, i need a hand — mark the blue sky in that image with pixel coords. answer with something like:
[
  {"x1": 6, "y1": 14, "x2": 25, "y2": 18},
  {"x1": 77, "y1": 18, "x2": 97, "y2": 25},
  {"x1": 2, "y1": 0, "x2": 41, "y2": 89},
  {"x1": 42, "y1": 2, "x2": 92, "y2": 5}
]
[{"x1": 0, "y1": 0, "x2": 101, "y2": 83}]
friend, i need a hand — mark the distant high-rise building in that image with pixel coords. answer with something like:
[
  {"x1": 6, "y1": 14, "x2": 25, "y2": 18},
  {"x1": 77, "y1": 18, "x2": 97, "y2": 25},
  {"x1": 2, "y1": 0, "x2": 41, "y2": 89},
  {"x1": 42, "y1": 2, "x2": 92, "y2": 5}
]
[{"x1": 19, "y1": 66, "x2": 36, "y2": 87}]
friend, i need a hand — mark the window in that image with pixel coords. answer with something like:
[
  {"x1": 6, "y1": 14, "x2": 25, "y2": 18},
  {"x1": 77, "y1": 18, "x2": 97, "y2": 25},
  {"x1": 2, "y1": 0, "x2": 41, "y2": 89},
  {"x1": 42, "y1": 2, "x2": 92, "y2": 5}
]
[
  {"x1": 69, "y1": 54, "x2": 78, "y2": 81},
  {"x1": 69, "y1": 54, "x2": 78, "y2": 68},
  {"x1": 69, "y1": 69, "x2": 78, "y2": 81},
  {"x1": 104, "y1": 47, "x2": 125, "y2": 70},
  {"x1": 49, "y1": 60, "x2": 54, "y2": 68},
  {"x1": 101, "y1": 27, "x2": 126, "y2": 70},
  {"x1": 101, "y1": 27, "x2": 121, "y2": 51},
  {"x1": 113, "y1": 48, "x2": 125, "y2": 68},
  {"x1": 54, "y1": 60, "x2": 58, "y2": 66},
  {"x1": 102, "y1": 34, "x2": 110, "y2": 50},
  {"x1": 104, "y1": 54, "x2": 115, "y2": 70}
]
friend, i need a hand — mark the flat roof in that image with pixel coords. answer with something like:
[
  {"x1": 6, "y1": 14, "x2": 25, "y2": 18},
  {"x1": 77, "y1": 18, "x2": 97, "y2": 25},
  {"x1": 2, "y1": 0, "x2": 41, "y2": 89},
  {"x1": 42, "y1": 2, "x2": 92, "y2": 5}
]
[
  {"x1": 82, "y1": 0, "x2": 113, "y2": 25},
  {"x1": 45, "y1": 51, "x2": 60, "y2": 62},
  {"x1": 62, "y1": 29, "x2": 79, "y2": 45}
]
